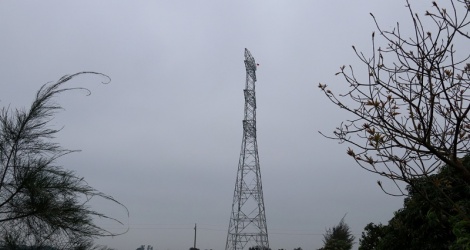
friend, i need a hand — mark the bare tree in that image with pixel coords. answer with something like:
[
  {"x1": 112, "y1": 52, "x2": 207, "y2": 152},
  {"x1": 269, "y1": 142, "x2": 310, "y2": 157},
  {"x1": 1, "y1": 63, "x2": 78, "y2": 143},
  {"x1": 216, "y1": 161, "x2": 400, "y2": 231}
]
[
  {"x1": 0, "y1": 72, "x2": 127, "y2": 249},
  {"x1": 320, "y1": 0, "x2": 470, "y2": 193}
]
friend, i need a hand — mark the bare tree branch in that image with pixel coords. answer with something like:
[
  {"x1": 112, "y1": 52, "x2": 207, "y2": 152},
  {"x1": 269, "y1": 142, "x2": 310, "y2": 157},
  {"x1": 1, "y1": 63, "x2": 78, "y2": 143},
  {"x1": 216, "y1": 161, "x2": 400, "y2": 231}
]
[{"x1": 319, "y1": 0, "x2": 470, "y2": 217}]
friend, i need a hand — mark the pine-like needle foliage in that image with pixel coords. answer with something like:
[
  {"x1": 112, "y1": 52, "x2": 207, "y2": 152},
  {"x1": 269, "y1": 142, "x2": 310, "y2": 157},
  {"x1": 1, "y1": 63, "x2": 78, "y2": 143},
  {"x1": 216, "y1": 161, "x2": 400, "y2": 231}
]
[
  {"x1": 0, "y1": 72, "x2": 127, "y2": 249},
  {"x1": 319, "y1": 217, "x2": 355, "y2": 250}
]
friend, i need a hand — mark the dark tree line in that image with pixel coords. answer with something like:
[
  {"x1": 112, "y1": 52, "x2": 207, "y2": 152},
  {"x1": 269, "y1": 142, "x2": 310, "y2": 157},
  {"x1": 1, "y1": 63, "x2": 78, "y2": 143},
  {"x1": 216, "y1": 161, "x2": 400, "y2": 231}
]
[{"x1": 359, "y1": 154, "x2": 470, "y2": 249}]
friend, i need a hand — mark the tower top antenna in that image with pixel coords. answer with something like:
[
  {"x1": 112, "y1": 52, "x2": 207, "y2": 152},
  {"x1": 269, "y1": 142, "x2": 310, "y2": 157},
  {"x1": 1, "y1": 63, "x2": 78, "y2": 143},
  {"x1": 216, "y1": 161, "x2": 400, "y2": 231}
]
[{"x1": 244, "y1": 48, "x2": 257, "y2": 81}]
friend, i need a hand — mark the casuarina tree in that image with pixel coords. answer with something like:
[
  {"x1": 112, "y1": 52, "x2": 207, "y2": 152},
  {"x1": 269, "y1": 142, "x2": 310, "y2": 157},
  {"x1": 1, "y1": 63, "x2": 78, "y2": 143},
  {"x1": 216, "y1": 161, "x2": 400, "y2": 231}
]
[
  {"x1": 0, "y1": 72, "x2": 127, "y2": 249},
  {"x1": 318, "y1": 216, "x2": 355, "y2": 250}
]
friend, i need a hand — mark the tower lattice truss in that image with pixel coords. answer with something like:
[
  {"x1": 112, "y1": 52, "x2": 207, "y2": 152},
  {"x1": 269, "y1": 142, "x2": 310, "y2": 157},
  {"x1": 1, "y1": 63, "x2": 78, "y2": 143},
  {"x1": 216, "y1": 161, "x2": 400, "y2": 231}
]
[{"x1": 226, "y1": 48, "x2": 269, "y2": 250}]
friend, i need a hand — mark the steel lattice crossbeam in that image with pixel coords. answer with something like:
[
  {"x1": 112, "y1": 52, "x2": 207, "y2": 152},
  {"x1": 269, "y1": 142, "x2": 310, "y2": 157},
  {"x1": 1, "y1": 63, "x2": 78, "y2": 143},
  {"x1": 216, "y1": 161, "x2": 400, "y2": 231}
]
[{"x1": 226, "y1": 49, "x2": 269, "y2": 250}]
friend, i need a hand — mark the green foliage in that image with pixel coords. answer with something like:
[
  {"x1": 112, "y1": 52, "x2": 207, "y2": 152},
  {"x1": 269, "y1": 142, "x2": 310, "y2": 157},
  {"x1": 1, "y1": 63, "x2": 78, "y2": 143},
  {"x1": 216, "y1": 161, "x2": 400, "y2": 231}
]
[
  {"x1": 358, "y1": 155, "x2": 470, "y2": 249},
  {"x1": 452, "y1": 220, "x2": 470, "y2": 249},
  {"x1": 0, "y1": 73, "x2": 127, "y2": 249},
  {"x1": 318, "y1": 217, "x2": 354, "y2": 250},
  {"x1": 358, "y1": 223, "x2": 386, "y2": 250}
]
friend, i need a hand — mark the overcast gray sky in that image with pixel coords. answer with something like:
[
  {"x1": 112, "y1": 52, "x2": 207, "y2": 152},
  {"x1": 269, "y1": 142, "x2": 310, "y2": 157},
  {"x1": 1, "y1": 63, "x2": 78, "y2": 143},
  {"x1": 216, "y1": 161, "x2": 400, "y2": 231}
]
[{"x1": 0, "y1": 1, "x2": 440, "y2": 250}]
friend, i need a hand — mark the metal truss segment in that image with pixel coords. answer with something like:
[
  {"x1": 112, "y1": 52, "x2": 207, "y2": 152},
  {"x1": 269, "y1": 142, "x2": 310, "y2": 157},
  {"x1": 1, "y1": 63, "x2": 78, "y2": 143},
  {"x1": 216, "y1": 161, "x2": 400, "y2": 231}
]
[{"x1": 226, "y1": 49, "x2": 269, "y2": 250}]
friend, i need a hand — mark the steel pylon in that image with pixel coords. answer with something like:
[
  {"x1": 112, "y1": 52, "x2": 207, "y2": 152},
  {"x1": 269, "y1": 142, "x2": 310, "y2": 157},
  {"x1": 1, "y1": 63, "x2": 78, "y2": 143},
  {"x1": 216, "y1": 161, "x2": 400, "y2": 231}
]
[{"x1": 225, "y1": 48, "x2": 269, "y2": 250}]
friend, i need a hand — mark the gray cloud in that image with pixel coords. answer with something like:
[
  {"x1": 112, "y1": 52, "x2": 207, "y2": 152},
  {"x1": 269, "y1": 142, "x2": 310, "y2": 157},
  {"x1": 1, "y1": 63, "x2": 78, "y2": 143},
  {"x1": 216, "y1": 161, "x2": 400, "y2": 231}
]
[{"x1": 0, "y1": 1, "x2": 428, "y2": 249}]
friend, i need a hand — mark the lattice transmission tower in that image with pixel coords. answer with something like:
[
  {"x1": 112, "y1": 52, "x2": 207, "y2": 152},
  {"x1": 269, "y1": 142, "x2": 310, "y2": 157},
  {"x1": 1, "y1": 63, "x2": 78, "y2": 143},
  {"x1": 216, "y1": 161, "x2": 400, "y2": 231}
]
[{"x1": 226, "y1": 48, "x2": 269, "y2": 250}]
